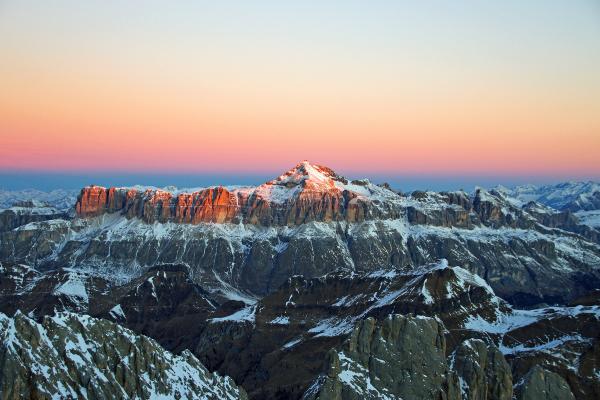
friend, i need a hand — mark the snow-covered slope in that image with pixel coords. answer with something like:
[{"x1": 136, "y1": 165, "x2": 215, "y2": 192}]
[
  {"x1": 497, "y1": 181, "x2": 600, "y2": 211},
  {"x1": 0, "y1": 189, "x2": 78, "y2": 211},
  {"x1": 575, "y1": 210, "x2": 600, "y2": 228},
  {"x1": 0, "y1": 311, "x2": 247, "y2": 399}
]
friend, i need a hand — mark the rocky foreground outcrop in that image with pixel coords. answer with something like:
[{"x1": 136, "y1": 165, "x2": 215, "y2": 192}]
[
  {"x1": 304, "y1": 315, "x2": 462, "y2": 400},
  {"x1": 303, "y1": 315, "x2": 578, "y2": 400},
  {"x1": 450, "y1": 339, "x2": 513, "y2": 400},
  {"x1": 0, "y1": 260, "x2": 594, "y2": 399},
  {"x1": 191, "y1": 260, "x2": 597, "y2": 399},
  {"x1": 515, "y1": 365, "x2": 575, "y2": 400},
  {"x1": 0, "y1": 311, "x2": 247, "y2": 400},
  {"x1": 0, "y1": 262, "x2": 223, "y2": 353}
]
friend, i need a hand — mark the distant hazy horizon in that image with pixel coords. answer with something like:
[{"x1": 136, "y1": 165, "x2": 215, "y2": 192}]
[{"x1": 1, "y1": 169, "x2": 598, "y2": 193}]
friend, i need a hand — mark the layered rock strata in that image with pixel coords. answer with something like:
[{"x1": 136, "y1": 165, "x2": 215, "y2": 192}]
[{"x1": 75, "y1": 162, "x2": 392, "y2": 225}]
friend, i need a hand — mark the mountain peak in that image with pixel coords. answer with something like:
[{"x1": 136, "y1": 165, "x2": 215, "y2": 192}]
[{"x1": 267, "y1": 161, "x2": 342, "y2": 189}]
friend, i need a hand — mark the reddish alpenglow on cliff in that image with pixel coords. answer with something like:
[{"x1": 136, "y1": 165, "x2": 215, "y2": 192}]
[{"x1": 75, "y1": 161, "x2": 402, "y2": 226}]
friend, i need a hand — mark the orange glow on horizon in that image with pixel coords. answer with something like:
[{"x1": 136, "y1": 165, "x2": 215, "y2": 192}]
[{"x1": 1, "y1": 2, "x2": 599, "y2": 178}]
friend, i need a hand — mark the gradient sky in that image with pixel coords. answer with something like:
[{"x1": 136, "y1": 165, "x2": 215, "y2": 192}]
[{"x1": 1, "y1": 1, "x2": 599, "y2": 184}]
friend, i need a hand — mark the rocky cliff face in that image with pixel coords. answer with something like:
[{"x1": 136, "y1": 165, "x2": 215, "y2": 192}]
[
  {"x1": 75, "y1": 162, "x2": 399, "y2": 226},
  {"x1": 304, "y1": 315, "x2": 458, "y2": 400},
  {"x1": 499, "y1": 307, "x2": 600, "y2": 400},
  {"x1": 76, "y1": 185, "x2": 242, "y2": 223},
  {"x1": 4, "y1": 191, "x2": 600, "y2": 305},
  {"x1": 0, "y1": 311, "x2": 247, "y2": 400},
  {"x1": 523, "y1": 202, "x2": 600, "y2": 243},
  {"x1": 515, "y1": 365, "x2": 575, "y2": 400},
  {"x1": 303, "y1": 315, "x2": 515, "y2": 400},
  {"x1": 450, "y1": 339, "x2": 513, "y2": 400},
  {"x1": 73, "y1": 162, "x2": 562, "y2": 231}
]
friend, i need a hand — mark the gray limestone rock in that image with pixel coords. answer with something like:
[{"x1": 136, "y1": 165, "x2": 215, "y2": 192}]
[
  {"x1": 304, "y1": 315, "x2": 460, "y2": 400},
  {"x1": 450, "y1": 339, "x2": 512, "y2": 400},
  {"x1": 515, "y1": 365, "x2": 575, "y2": 400}
]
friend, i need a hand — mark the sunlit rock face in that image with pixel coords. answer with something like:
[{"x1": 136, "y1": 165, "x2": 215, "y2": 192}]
[
  {"x1": 76, "y1": 185, "x2": 240, "y2": 223},
  {"x1": 74, "y1": 161, "x2": 401, "y2": 226}
]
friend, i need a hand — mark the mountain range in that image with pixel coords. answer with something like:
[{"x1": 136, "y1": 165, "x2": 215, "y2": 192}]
[{"x1": 1, "y1": 161, "x2": 599, "y2": 399}]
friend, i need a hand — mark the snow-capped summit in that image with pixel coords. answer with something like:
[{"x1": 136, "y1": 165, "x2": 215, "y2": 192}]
[
  {"x1": 246, "y1": 161, "x2": 344, "y2": 204},
  {"x1": 266, "y1": 161, "x2": 341, "y2": 189}
]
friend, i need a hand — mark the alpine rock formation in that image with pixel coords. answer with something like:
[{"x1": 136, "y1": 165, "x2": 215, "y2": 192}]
[{"x1": 1, "y1": 161, "x2": 599, "y2": 399}]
